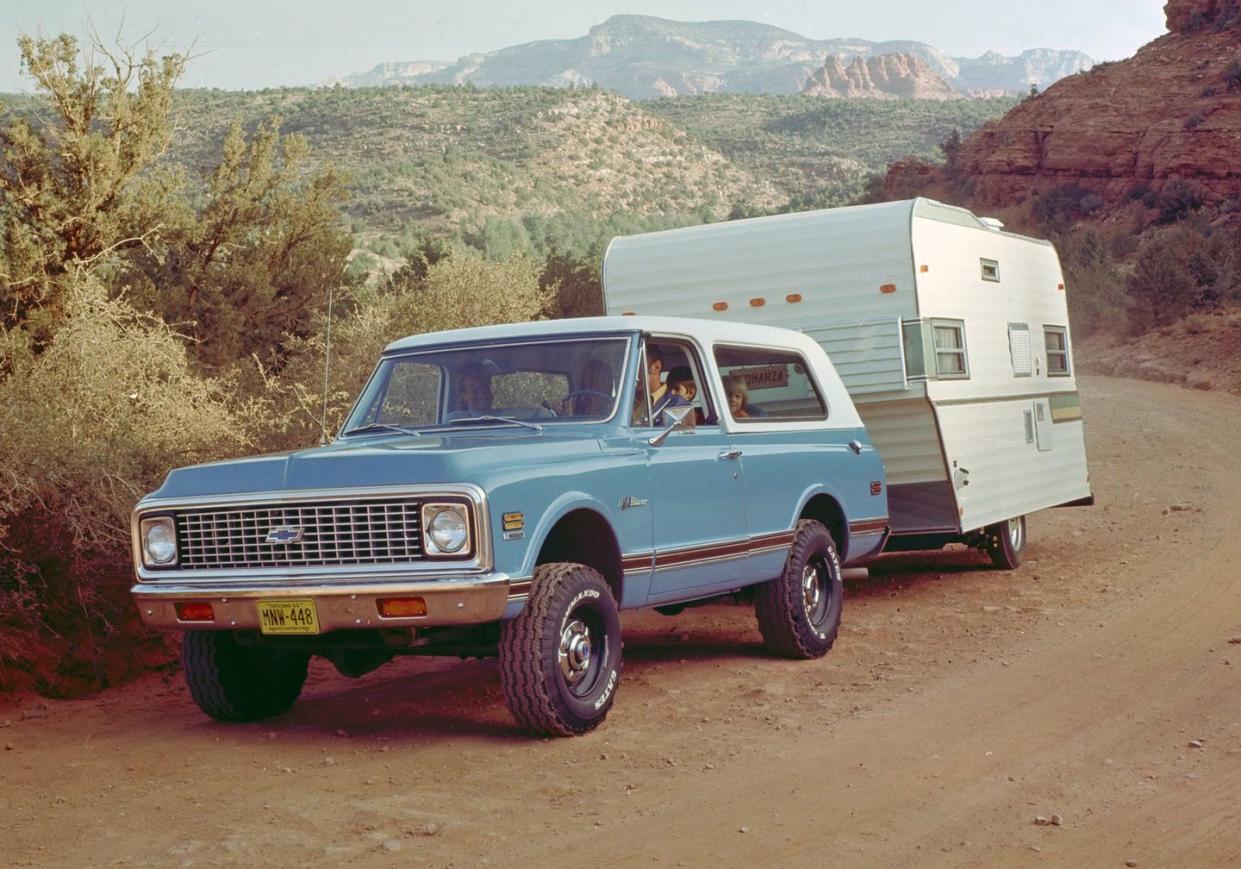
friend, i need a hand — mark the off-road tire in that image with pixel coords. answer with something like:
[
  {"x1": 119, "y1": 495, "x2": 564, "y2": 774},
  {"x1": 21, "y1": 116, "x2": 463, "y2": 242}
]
[
  {"x1": 985, "y1": 515, "x2": 1027, "y2": 570},
  {"x1": 181, "y1": 631, "x2": 310, "y2": 722},
  {"x1": 755, "y1": 519, "x2": 843, "y2": 659},
  {"x1": 499, "y1": 563, "x2": 622, "y2": 737}
]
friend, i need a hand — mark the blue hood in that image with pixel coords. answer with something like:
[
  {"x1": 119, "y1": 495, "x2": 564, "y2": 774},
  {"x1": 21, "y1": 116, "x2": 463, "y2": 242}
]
[{"x1": 147, "y1": 428, "x2": 607, "y2": 500}]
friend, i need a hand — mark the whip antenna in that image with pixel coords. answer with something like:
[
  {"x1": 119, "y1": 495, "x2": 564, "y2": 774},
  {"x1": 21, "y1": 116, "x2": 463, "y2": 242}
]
[{"x1": 319, "y1": 284, "x2": 335, "y2": 445}]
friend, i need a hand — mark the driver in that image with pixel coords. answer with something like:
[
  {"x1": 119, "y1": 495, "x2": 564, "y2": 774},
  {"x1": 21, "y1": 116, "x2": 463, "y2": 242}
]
[{"x1": 456, "y1": 365, "x2": 493, "y2": 415}]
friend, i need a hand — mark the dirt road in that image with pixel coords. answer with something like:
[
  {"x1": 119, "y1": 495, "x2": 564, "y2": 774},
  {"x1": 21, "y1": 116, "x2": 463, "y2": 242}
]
[{"x1": 3, "y1": 376, "x2": 1240, "y2": 868}]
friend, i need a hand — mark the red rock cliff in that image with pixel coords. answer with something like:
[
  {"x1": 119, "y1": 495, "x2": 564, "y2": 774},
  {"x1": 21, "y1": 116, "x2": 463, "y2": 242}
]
[{"x1": 896, "y1": 1, "x2": 1241, "y2": 211}]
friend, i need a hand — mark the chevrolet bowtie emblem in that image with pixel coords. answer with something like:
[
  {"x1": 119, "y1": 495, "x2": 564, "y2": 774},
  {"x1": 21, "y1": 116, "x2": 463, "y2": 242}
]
[{"x1": 266, "y1": 526, "x2": 304, "y2": 544}]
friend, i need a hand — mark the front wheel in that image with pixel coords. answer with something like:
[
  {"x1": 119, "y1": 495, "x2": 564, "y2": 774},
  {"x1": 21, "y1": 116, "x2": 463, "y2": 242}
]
[
  {"x1": 499, "y1": 563, "x2": 623, "y2": 736},
  {"x1": 755, "y1": 519, "x2": 843, "y2": 659},
  {"x1": 181, "y1": 631, "x2": 310, "y2": 722},
  {"x1": 985, "y1": 515, "x2": 1027, "y2": 570}
]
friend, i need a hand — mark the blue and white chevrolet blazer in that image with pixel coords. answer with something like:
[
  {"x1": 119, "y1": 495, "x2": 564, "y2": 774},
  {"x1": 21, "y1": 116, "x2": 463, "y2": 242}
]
[{"x1": 131, "y1": 316, "x2": 888, "y2": 735}]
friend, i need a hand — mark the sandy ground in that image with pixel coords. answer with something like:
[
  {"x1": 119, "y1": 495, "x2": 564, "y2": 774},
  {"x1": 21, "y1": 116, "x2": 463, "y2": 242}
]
[{"x1": 3, "y1": 375, "x2": 1240, "y2": 868}]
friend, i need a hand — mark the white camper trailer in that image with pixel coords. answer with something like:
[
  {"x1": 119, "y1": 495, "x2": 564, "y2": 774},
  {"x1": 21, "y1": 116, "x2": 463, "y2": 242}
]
[{"x1": 601, "y1": 198, "x2": 1092, "y2": 566}]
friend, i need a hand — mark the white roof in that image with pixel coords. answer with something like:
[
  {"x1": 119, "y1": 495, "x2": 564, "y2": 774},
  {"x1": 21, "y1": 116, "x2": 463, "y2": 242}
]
[{"x1": 384, "y1": 315, "x2": 823, "y2": 355}]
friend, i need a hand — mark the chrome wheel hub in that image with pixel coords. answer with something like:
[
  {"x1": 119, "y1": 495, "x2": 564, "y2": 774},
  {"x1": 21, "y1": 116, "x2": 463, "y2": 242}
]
[
  {"x1": 1007, "y1": 517, "x2": 1024, "y2": 551},
  {"x1": 802, "y1": 563, "x2": 823, "y2": 622},
  {"x1": 559, "y1": 618, "x2": 593, "y2": 685}
]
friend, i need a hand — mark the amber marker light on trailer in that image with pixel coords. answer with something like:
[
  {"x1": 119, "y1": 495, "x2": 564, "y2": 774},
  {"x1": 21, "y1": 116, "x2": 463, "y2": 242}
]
[
  {"x1": 749, "y1": 297, "x2": 765, "y2": 307},
  {"x1": 378, "y1": 597, "x2": 428, "y2": 618},
  {"x1": 786, "y1": 293, "x2": 802, "y2": 304},
  {"x1": 175, "y1": 602, "x2": 215, "y2": 622},
  {"x1": 880, "y1": 283, "x2": 896, "y2": 294},
  {"x1": 712, "y1": 301, "x2": 729, "y2": 311}
]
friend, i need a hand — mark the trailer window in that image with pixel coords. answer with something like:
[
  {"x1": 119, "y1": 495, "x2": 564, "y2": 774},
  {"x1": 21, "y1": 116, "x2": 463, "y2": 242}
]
[
  {"x1": 1008, "y1": 323, "x2": 1032, "y2": 377},
  {"x1": 932, "y1": 320, "x2": 969, "y2": 379},
  {"x1": 980, "y1": 258, "x2": 1001, "y2": 282},
  {"x1": 1045, "y1": 326, "x2": 1071, "y2": 376},
  {"x1": 713, "y1": 345, "x2": 827, "y2": 422}
]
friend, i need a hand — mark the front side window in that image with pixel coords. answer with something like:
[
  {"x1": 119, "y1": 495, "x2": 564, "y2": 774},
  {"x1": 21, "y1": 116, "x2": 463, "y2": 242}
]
[
  {"x1": 932, "y1": 319, "x2": 969, "y2": 379},
  {"x1": 713, "y1": 345, "x2": 827, "y2": 422},
  {"x1": 342, "y1": 337, "x2": 630, "y2": 434},
  {"x1": 1045, "y1": 326, "x2": 1070, "y2": 376},
  {"x1": 632, "y1": 338, "x2": 716, "y2": 428}
]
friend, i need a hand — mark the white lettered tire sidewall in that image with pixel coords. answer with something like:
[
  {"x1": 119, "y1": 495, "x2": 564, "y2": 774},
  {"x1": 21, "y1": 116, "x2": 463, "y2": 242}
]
[{"x1": 499, "y1": 562, "x2": 623, "y2": 736}]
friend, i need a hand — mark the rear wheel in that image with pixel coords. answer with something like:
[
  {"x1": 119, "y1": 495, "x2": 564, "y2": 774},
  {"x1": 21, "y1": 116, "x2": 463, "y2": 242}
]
[
  {"x1": 985, "y1": 515, "x2": 1027, "y2": 570},
  {"x1": 755, "y1": 520, "x2": 843, "y2": 659},
  {"x1": 181, "y1": 631, "x2": 310, "y2": 722},
  {"x1": 499, "y1": 563, "x2": 623, "y2": 736}
]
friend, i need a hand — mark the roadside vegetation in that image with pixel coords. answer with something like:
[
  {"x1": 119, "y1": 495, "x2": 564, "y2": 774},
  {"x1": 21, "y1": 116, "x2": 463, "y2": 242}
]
[{"x1": 1, "y1": 26, "x2": 1217, "y2": 695}]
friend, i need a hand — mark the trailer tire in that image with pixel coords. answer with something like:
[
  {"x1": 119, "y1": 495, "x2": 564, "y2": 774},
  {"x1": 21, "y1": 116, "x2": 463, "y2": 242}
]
[
  {"x1": 986, "y1": 515, "x2": 1027, "y2": 570},
  {"x1": 499, "y1": 563, "x2": 623, "y2": 737},
  {"x1": 755, "y1": 520, "x2": 842, "y2": 659},
  {"x1": 181, "y1": 631, "x2": 309, "y2": 722}
]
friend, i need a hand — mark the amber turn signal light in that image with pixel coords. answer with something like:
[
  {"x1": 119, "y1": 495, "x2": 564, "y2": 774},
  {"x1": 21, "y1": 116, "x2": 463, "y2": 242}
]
[
  {"x1": 175, "y1": 602, "x2": 215, "y2": 622},
  {"x1": 378, "y1": 597, "x2": 428, "y2": 618}
]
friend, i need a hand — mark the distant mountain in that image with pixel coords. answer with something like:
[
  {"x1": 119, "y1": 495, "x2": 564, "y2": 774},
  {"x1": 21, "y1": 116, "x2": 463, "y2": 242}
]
[
  {"x1": 333, "y1": 15, "x2": 1093, "y2": 98},
  {"x1": 328, "y1": 61, "x2": 452, "y2": 88},
  {"x1": 953, "y1": 49, "x2": 1095, "y2": 96},
  {"x1": 801, "y1": 53, "x2": 960, "y2": 100}
]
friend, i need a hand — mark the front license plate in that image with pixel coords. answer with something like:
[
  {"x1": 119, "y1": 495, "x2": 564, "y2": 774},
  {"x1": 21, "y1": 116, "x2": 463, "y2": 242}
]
[{"x1": 257, "y1": 599, "x2": 320, "y2": 635}]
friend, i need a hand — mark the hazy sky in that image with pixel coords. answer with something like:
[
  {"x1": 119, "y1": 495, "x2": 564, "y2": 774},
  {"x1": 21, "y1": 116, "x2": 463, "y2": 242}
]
[{"x1": 0, "y1": 0, "x2": 1169, "y2": 92}]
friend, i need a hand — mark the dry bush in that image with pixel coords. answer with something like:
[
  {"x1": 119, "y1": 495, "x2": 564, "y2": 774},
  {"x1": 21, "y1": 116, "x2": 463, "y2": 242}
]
[
  {"x1": 262, "y1": 252, "x2": 551, "y2": 449},
  {"x1": 0, "y1": 283, "x2": 255, "y2": 691}
]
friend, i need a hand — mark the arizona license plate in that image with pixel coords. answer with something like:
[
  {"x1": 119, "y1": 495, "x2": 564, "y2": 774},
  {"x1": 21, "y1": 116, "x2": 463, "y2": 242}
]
[{"x1": 256, "y1": 599, "x2": 320, "y2": 635}]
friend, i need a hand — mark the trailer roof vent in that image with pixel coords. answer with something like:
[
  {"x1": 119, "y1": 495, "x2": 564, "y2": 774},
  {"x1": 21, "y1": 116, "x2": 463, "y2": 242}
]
[{"x1": 979, "y1": 217, "x2": 1005, "y2": 231}]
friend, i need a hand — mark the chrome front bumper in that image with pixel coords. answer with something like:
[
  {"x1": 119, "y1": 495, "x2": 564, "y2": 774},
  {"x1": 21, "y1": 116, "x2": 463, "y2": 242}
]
[{"x1": 131, "y1": 572, "x2": 514, "y2": 632}]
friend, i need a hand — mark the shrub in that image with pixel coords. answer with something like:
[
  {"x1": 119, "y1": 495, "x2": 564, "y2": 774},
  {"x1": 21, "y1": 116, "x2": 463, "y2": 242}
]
[
  {"x1": 1224, "y1": 61, "x2": 1241, "y2": 92},
  {"x1": 1032, "y1": 183, "x2": 1103, "y2": 227},
  {"x1": 1125, "y1": 230, "x2": 1202, "y2": 332},
  {"x1": 0, "y1": 284, "x2": 255, "y2": 691},
  {"x1": 1156, "y1": 180, "x2": 1206, "y2": 224}
]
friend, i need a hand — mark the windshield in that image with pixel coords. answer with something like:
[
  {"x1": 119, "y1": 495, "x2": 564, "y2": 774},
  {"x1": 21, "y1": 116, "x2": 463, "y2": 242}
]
[{"x1": 341, "y1": 336, "x2": 631, "y2": 435}]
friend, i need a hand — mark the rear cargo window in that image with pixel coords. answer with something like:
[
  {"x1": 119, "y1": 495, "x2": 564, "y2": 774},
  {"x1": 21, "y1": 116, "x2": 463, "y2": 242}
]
[{"x1": 713, "y1": 345, "x2": 827, "y2": 422}]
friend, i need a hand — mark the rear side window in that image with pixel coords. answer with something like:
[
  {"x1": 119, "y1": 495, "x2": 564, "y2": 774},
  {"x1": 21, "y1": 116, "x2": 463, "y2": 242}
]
[{"x1": 713, "y1": 345, "x2": 827, "y2": 422}]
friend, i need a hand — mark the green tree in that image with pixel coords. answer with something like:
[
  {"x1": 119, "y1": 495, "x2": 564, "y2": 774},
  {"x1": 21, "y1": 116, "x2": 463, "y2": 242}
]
[
  {"x1": 121, "y1": 118, "x2": 355, "y2": 370},
  {"x1": 0, "y1": 34, "x2": 186, "y2": 344}
]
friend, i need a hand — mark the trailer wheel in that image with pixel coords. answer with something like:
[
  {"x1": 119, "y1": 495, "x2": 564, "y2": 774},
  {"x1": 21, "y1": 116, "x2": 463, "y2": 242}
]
[
  {"x1": 755, "y1": 520, "x2": 842, "y2": 659},
  {"x1": 985, "y1": 515, "x2": 1027, "y2": 570},
  {"x1": 181, "y1": 631, "x2": 309, "y2": 722},
  {"x1": 499, "y1": 563, "x2": 623, "y2": 737}
]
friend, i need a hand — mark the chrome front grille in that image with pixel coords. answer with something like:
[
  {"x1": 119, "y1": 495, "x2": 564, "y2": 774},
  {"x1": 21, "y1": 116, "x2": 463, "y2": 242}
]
[{"x1": 174, "y1": 498, "x2": 424, "y2": 569}]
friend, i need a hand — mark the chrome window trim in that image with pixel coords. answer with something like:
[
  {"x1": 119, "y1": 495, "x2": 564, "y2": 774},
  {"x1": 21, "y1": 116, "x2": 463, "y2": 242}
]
[{"x1": 131, "y1": 483, "x2": 491, "y2": 582}]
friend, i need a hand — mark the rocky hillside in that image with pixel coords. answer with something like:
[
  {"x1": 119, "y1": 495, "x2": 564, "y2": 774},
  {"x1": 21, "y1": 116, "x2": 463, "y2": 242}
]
[
  {"x1": 801, "y1": 53, "x2": 959, "y2": 100},
  {"x1": 169, "y1": 86, "x2": 781, "y2": 237},
  {"x1": 923, "y1": 0, "x2": 1241, "y2": 214},
  {"x1": 335, "y1": 15, "x2": 1092, "y2": 98}
]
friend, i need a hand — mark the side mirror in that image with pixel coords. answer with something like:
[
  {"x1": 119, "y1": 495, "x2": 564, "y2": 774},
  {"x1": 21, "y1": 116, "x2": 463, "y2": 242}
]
[{"x1": 648, "y1": 406, "x2": 694, "y2": 447}]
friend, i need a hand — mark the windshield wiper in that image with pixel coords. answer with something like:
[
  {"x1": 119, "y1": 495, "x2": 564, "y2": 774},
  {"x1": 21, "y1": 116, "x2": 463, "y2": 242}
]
[
  {"x1": 448, "y1": 415, "x2": 544, "y2": 432},
  {"x1": 341, "y1": 423, "x2": 423, "y2": 438}
]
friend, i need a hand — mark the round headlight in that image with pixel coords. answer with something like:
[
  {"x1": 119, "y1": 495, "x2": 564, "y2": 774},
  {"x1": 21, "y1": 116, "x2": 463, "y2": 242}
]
[
  {"x1": 427, "y1": 507, "x2": 469, "y2": 554},
  {"x1": 143, "y1": 519, "x2": 177, "y2": 565}
]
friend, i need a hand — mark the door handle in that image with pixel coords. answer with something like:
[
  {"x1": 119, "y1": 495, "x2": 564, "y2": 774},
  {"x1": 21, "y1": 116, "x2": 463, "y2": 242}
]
[{"x1": 717, "y1": 449, "x2": 743, "y2": 460}]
